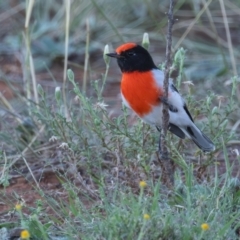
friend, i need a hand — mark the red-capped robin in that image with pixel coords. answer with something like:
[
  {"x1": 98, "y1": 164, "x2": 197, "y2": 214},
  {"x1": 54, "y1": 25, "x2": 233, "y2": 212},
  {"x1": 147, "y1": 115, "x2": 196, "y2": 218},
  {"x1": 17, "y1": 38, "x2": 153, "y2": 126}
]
[{"x1": 106, "y1": 43, "x2": 215, "y2": 152}]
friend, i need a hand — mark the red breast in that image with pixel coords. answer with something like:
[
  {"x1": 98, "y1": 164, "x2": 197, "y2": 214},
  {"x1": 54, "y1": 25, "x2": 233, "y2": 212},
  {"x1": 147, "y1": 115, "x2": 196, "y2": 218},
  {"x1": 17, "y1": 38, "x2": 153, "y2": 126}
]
[{"x1": 121, "y1": 71, "x2": 163, "y2": 117}]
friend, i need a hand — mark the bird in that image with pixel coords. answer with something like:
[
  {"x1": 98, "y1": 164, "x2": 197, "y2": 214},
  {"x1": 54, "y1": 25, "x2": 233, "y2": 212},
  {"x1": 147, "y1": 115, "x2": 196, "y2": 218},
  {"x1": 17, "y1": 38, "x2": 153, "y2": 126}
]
[{"x1": 106, "y1": 43, "x2": 215, "y2": 152}]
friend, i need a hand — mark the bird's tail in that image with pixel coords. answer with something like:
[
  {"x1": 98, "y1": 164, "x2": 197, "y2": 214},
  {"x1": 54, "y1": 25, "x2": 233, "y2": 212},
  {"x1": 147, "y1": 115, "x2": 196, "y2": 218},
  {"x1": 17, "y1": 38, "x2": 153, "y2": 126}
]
[{"x1": 183, "y1": 124, "x2": 215, "y2": 152}]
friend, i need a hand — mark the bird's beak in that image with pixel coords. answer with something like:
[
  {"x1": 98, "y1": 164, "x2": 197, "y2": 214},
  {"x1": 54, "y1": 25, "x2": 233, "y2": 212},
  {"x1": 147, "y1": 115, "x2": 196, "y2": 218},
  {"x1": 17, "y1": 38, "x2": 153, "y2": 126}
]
[{"x1": 106, "y1": 52, "x2": 122, "y2": 59}]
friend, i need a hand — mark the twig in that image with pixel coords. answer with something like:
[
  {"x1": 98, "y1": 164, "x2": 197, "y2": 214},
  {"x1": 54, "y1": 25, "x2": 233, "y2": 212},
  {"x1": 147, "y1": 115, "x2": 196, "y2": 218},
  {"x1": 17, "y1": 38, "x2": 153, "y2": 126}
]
[
  {"x1": 161, "y1": 0, "x2": 174, "y2": 156},
  {"x1": 0, "y1": 92, "x2": 18, "y2": 116},
  {"x1": 0, "y1": 152, "x2": 8, "y2": 183},
  {"x1": 83, "y1": 19, "x2": 90, "y2": 93},
  {"x1": 8, "y1": 125, "x2": 45, "y2": 168},
  {"x1": 22, "y1": 156, "x2": 40, "y2": 189},
  {"x1": 25, "y1": 0, "x2": 38, "y2": 107},
  {"x1": 159, "y1": 0, "x2": 175, "y2": 187},
  {"x1": 29, "y1": 54, "x2": 39, "y2": 107},
  {"x1": 219, "y1": 0, "x2": 237, "y2": 77},
  {"x1": 24, "y1": 0, "x2": 35, "y2": 106},
  {"x1": 63, "y1": 0, "x2": 71, "y2": 120}
]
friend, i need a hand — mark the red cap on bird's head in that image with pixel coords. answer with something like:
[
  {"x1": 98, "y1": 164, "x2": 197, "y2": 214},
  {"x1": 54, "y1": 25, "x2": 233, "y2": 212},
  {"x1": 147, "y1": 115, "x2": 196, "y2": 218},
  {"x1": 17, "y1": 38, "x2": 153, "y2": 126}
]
[{"x1": 116, "y1": 43, "x2": 137, "y2": 54}]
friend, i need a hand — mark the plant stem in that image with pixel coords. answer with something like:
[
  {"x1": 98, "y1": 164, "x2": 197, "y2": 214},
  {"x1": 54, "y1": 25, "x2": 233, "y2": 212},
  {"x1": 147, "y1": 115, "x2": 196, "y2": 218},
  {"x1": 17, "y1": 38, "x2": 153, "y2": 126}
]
[
  {"x1": 83, "y1": 19, "x2": 90, "y2": 93},
  {"x1": 63, "y1": 0, "x2": 71, "y2": 120}
]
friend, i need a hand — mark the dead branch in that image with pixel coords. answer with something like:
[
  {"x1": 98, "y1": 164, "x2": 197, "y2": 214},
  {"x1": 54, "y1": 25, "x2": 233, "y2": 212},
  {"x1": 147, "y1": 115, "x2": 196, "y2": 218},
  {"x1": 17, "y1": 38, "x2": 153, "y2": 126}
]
[{"x1": 159, "y1": 0, "x2": 175, "y2": 187}]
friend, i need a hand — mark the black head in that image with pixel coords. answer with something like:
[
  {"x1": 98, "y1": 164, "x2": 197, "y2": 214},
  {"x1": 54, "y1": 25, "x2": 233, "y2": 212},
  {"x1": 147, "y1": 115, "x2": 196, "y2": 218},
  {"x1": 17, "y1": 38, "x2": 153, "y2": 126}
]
[{"x1": 106, "y1": 43, "x2": 157, "y2": 72}]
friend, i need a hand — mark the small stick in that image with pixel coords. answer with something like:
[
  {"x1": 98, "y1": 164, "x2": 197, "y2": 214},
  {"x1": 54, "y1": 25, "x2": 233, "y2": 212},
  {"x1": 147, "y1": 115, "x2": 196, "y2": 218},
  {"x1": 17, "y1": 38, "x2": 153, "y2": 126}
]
[
  {"x1": 63, "y1": 0, "x2": 71, "y2": 121},
  {"x1": 159, "y1": 0, "x2": 175, "y2": 187}
]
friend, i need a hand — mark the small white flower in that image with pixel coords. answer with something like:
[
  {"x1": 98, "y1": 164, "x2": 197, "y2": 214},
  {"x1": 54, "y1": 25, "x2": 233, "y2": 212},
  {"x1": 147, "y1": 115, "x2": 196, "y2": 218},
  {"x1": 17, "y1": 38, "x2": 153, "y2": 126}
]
[
  {"x1": 94, "y1": 102, "x2": 108, "y2": 111},
  {"x1": 74, "y1": 96, "x2": 80, "y2": 102},
  {"x1": 232, "y1": 149, "x2": 239, "y2": 156},
  {"x1": 59, "y1": 142, "x2": 69, "y2": 149},
  {"x1": 217, "y1": 95, "x2": 225, "y2": 101},
  {"x1": 49, "y1": 136, "x2": 58, "y2": 142}
]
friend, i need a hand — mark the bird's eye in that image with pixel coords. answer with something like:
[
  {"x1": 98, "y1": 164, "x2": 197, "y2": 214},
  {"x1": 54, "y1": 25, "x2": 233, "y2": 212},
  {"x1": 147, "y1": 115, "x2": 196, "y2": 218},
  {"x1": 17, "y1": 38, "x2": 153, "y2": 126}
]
[{"x1": 127, "y1": 52, "x2": 136, "y2": 57}]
